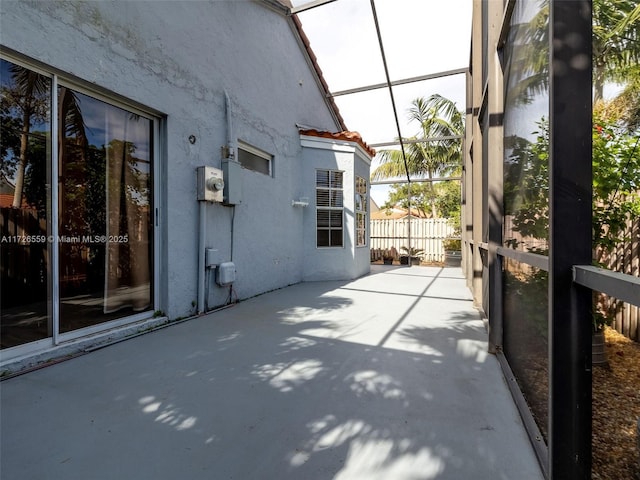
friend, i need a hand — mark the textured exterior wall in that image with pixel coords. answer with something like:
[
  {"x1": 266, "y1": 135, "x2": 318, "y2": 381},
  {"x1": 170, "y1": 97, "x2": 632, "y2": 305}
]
[
  {"x1": 0, "y1": 0, "x2": 341, "y2": 320},
  {"x1": 300, "y1": 136, "x2": 371, "y2": 281}
]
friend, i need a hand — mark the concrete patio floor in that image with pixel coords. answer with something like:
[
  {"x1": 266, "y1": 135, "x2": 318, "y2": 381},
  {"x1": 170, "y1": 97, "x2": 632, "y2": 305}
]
[{"x1": 1, "y1": 265, "x2": 543, "y2": 480}]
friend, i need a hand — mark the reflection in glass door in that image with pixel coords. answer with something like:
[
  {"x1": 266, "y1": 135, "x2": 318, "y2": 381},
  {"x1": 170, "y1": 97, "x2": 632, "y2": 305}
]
[
  {"x1": 0, "y1": 60, "x2": 52, "y2": 348},
  {"x1": 58, "y1": 89, "x2": 153, "y2": 333},
  {"x1": 1, "y1": 57, "x2": 154, "y2": 351}
]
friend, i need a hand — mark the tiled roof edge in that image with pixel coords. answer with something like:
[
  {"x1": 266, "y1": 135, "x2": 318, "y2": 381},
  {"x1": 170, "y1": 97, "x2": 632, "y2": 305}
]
[{"x1": 299, "y1": 128, "x2": 376, "y2": 158}]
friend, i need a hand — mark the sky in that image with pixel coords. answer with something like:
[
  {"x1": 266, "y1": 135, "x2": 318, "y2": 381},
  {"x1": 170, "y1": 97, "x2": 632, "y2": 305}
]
[{"x1": 292, "y1": 0, "x2": 473, "y2": 206}]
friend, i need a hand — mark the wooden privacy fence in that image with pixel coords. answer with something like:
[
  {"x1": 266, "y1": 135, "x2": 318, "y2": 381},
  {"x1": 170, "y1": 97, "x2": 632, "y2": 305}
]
[
  {"x1": 1, "y1": 207, "x2": 48, "y2": 305},
  {"x1": 370, "y1": 217, "x2": 455, "y2": 263},
  {"x1": 596, "y1": 215, "x2": 640, "y2": 341}
]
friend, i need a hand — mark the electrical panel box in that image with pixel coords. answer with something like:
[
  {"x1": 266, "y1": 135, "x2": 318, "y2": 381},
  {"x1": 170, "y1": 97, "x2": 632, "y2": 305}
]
[
  {"x1": 216, "y1": 262, "x2": 236, "y2": 286},
  {"x1": 196, "y1": 166, "x2": 224, "y2": 203},
  {"x1": 222, "y1": 159, "x2": 242, "y2": 205}
]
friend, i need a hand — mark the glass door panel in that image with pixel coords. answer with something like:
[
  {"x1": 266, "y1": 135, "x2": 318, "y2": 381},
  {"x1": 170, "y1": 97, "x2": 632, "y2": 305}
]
[
  {"x1": 0, "y1": 59, "x2": 52, "y2": 348},
  {"x1": 58, "y1": 89, "x2": 153, "y2": 333}
]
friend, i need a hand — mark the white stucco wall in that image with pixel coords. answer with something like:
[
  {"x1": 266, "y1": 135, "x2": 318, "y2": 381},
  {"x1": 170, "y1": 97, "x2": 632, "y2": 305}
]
[
  {"x1": 300, "y1": 135, "x2": 371, "y2": 282},
  {"x1": 0, "y1": 0, "x2": 341, "y2": 320}
]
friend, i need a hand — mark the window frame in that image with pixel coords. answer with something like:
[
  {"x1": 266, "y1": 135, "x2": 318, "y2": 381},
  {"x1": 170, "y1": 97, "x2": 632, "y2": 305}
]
[
  {"x1": 237, "y1": 140, "x2": 273, "y2": 176},
  {"x1": 355, "y1": 176, "x2": 367, "y2": 247}
]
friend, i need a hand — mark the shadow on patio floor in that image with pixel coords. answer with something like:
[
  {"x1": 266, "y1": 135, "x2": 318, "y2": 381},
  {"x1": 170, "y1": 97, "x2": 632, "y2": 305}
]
[{"x1": 0, "y1": 266, "x2": 543, "y2": 480}]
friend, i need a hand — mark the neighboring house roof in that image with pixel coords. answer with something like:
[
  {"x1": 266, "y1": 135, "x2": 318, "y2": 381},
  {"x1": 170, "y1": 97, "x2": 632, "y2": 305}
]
[
  {"x1": 0, "y1": 175, "x2": 15, "y2": 208},
  {"x1": 0, "y1": 175, "x2": 31, "y2": 209},
  {"x1": 299, "y1": 128, "x2": 376, "y2": 158},
  {"x1": 370, "y1": 197, "x2": 380, "y2": 213},
  {"x1": 0, "y1": 194, "x2": 14, "y2": 208},
  {"x1": 0, "y1": 174, "x2": 15, "y2": 195}
]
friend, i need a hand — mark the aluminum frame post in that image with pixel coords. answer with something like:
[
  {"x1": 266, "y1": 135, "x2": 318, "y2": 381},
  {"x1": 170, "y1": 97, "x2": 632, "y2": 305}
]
[{"x1": 548, "y1": 1, "x2": 592, "y2": 478}]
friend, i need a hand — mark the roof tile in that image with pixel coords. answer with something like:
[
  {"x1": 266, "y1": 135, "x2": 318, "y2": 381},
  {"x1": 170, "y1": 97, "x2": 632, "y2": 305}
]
[{"x1": 299, "y1": 128, "x2": 376, "y2": 157}]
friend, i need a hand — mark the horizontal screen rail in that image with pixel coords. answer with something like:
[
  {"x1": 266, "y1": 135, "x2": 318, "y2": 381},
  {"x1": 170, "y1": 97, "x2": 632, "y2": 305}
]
[
  {"x1": 496, "y1": 246, "x2": 549, "y2": 271},
  {"x1": 573, "y1": 266, "x2": 640, "y2": 307}
]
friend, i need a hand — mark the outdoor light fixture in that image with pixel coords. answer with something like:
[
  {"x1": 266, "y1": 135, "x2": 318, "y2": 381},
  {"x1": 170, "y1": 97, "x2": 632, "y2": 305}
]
[{"x1": 292, "y1": 197, "x2": 309, "y2": 207}]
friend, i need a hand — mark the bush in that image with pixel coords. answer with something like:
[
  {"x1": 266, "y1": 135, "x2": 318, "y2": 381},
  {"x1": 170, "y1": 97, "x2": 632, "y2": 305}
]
[{"x1": 443, "y1": 238, "x2": 461, "y2": 251}]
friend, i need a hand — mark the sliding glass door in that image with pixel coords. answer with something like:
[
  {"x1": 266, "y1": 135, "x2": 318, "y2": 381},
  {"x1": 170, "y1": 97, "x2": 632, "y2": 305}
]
[{"x1": 1, "y1": 57, "x2": 155, "y2": 350}]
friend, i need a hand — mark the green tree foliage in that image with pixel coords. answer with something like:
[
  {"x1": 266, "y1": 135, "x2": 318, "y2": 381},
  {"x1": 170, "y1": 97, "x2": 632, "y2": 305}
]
[
  {"x1": 504, "y1": 121, "x2": 550, "y2": 246},
  {"x1": 505, "y1": 115, "x2": 639, "y2": 253},
  {"x1": 0, "y1": 63, "x2": 49, "y2": 207},
  {"x1": 592, "y1": 111, "x2": 640, "y2": 253},
  {"x1": 604, "y1": 66, "x2": 640, "y2": 131},
  {"x1": 504, "y1": 112, "x2": 639, "y2": 330},
  {"x1": 1, "y1": 63, "x2": 89, "y2": 215},
  {"x1": 381, "y1": 183, "x2": 431, "y2": 217},
  {"x1": 382, "y1": 178, "x2": 461, "y2": 233},
  {"x1": 434, "y1": 179, "x2": 462, "y2": 234},
  {"x1": 510, "y1": 0, "x2": 640, "y2": 104},
  {"x1": 372, "y1": 94, "x2": 463, "y2": 218},
  {"x1": 593, "y1": 0, "x2": 640, "y2": 102},
  {"x1": 505, "y1": 0, "x2": 549, "y2": 106}
]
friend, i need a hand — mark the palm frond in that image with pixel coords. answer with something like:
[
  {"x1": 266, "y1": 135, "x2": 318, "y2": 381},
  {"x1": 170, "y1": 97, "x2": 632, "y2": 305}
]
[
  {"x1": 9, "y1": 64, "x2": 48, "y2": 99},
  {"x1": 372, "y1": 95, "x2": 463, "y2": 183},
  {"x1": 59, "y1": 87, "x2": 87, "y2": 147}
]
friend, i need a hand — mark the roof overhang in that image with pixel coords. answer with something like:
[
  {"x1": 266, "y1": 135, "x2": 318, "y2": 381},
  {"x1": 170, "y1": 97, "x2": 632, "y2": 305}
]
[{"x1": 300, "y1": 128, "x2": 375, "y2": 163}]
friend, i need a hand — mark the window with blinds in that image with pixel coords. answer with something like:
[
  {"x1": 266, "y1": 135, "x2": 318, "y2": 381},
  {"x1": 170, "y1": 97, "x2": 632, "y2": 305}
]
[{"x1": 316, "y1": 170, "x2": 343, "y2": 247}]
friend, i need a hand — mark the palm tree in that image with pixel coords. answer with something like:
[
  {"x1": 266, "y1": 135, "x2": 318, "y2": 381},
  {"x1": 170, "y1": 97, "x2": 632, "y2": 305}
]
[
  {"x1": 371, "y1": 94, "x2": 463, "y2": 218},
  {"x1": 510, "y1": 0, "x2": 640, "y2": 105},
  {"x1": 6, "y1": 64, "x2": 49, "y2": 208},
  {"x1": 601, "y1": 65, "x2": 640, "y2": 131},
  {"x1": 505, "y1": 2, "x2": 549, "y2": 106},
  {"x1": 593, "y1": 0, "x2": 640, "y2": 102},
  {"x1": 1, "y1": 62, "x2": 87, "y2": 209}
]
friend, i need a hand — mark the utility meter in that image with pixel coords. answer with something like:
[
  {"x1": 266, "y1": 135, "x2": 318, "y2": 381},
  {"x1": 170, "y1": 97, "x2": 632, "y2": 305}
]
[{"x1": 196, "y1": 166, "x2": 224, "y2": 202}]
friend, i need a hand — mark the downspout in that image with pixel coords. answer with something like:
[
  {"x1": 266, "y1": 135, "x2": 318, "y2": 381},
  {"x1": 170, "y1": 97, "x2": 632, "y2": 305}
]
[
  {"x1": 225, "y1": 91, "x2": 236, "y2": 161},
  {"x1": 197, "y1": 200, "x2": 206, "y2": 314},
  {"x1": 224, "y1": 91, "x2": 236, "y2": 264}
]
